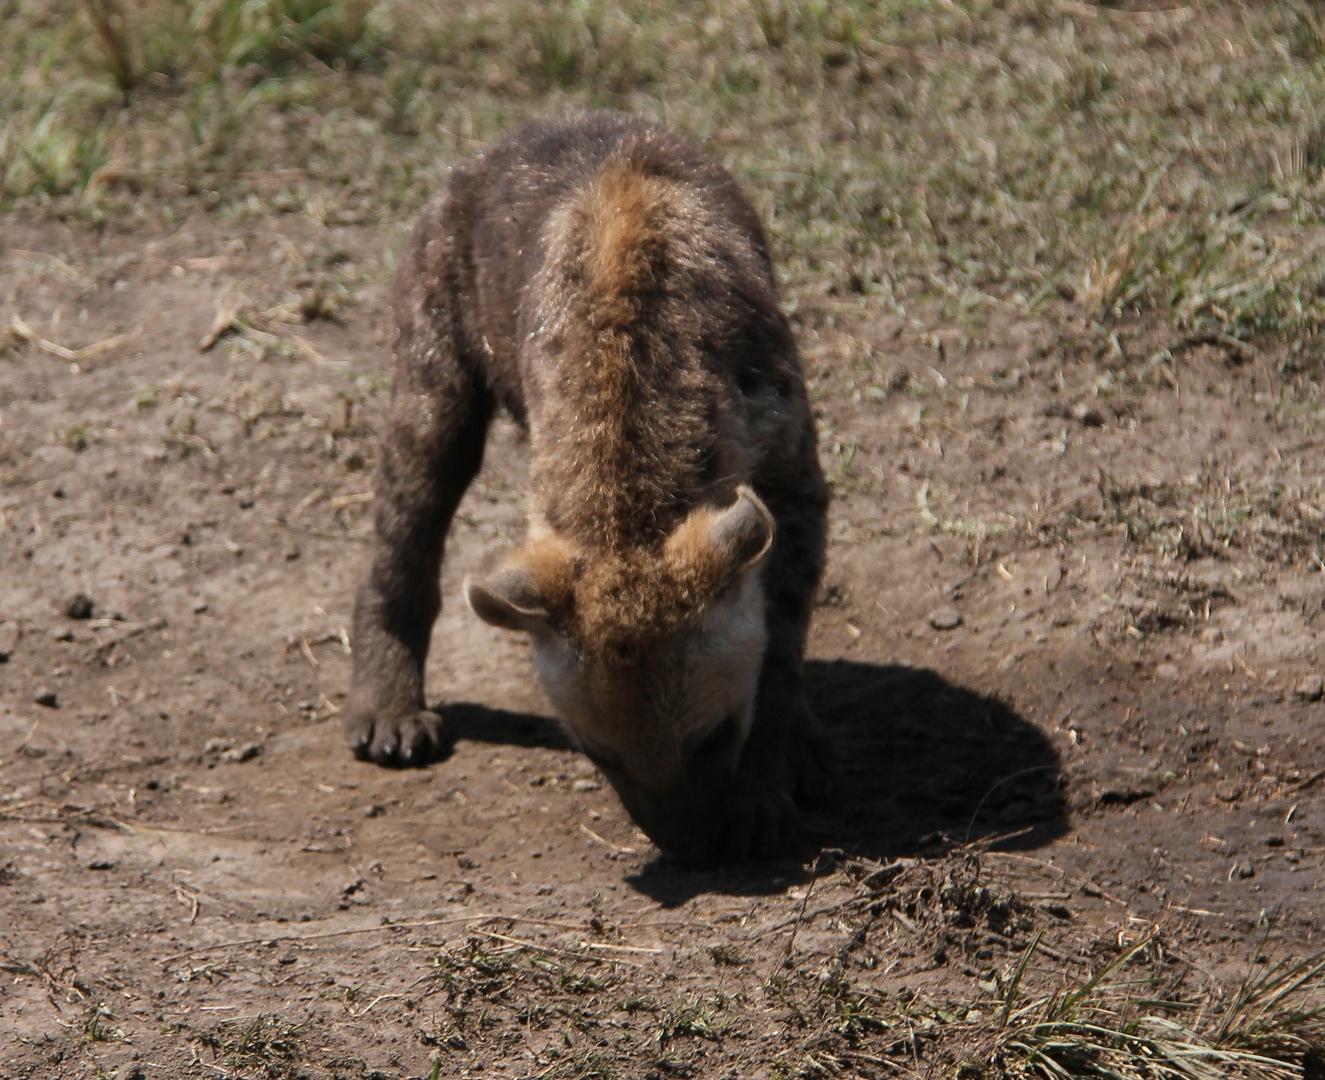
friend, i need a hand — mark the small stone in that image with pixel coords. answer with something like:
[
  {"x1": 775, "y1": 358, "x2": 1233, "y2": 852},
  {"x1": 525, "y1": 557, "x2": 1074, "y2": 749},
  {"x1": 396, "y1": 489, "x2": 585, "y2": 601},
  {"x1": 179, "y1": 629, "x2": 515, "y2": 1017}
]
[
  {"x1": 928, "y1": 607, "x2": 963, "y2": 631},
  {"x1": 1070, "y1": 402, "x2": 1105, "y2": 427},
  {"x1": 1155, "y1": 662, "x2": 1180, "y2": 680},
  {"x1": 364, "y1": 803, "x2": 384, "y2": 818},
  {"x1": 114, "y1": 1064, "x2": 144, "y2": 1080},
  {"x1": 64, "y1": 593, "x2": 96, "y2": 620},
  {"x1": 0, "y1": 623, "x2": 19, "y2": 661},
  {"x1": 536, "y1": 884, "x2": 555, "y2": 895},
  {"x1": 456, "y1": 854, "x2": 479, "y2": 869},
  {"x1": 1234, "y1": 861, "x2": 1256, "y2": 880},
  {"x1": 87, "y1": 860, "x2": 115, "y2": 871},
  {"x1": 572, "y1": 779, "x2": 602, "y2": 792},
  {"x1": 33, "y1": 688, "x2": 58, "y2": 708},
  {"x1": 1293, "y1": 674, "x2": 1324, "y2": 702},
  {"x1": 219, "y1": 742, "x2": 263, "y2": 764},
  {"x1": 1215, "y1": 781, "x2": 1243, "y2": 803}
]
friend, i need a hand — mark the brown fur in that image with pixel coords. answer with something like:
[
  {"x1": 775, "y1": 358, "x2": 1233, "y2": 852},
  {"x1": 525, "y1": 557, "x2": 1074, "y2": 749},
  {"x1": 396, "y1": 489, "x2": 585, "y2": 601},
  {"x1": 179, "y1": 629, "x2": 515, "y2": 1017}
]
[{"x1": 346, "y1": 112, "x2": 831, "y2": 862}]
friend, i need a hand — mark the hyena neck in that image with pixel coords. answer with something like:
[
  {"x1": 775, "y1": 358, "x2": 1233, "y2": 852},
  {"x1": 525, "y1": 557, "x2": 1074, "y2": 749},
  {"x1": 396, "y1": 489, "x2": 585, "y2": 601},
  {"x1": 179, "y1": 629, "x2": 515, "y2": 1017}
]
[{"x1": 524, "y1": 150, "x2": 759, "y2": 553}]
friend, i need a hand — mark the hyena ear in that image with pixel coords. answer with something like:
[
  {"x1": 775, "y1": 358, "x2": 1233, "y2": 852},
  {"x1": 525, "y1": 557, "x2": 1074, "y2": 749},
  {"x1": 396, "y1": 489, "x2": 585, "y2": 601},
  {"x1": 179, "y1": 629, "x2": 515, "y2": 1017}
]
[
  {"x1": 465, "y1": 568, "x2": 550, "y2": 634},
  {"x1": 666, "y1": 485, "x2": 775, "y2": 585},
  {"x1": 464, "y1": 537, "x2": 576, "y2": 634}
]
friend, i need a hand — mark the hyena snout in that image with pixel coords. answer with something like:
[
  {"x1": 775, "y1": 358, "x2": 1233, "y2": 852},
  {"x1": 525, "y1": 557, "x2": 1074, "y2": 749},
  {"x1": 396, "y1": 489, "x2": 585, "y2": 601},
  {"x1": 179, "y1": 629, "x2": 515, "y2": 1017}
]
[{"x1": 604, "y1": 750, "x2": 799, "y2": 864}]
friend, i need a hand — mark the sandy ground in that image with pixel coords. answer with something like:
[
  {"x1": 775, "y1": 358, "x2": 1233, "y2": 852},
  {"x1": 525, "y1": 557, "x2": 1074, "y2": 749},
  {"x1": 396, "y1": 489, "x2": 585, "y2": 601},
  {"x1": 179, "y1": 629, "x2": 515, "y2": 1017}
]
[{"x1": 1, "y1": 212, "x2": 1322, "y2": 1079}]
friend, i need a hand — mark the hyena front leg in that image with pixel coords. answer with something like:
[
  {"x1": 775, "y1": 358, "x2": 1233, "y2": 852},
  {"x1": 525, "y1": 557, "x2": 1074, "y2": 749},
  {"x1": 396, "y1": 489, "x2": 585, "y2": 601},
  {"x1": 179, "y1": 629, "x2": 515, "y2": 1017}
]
[
  {"x1": 720, "y1": 438, "x2": 832, "y2": 857},
  {"x1": 346, "y1": 265, "x2": 492, "y2": 766}
]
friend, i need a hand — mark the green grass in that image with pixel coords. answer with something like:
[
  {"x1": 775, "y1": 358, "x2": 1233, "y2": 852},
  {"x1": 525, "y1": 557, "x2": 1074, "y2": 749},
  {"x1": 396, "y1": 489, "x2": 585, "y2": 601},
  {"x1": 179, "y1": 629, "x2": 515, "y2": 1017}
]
[{"x1": 4, "y1": 0, "x2": 1325, "y2": 342}]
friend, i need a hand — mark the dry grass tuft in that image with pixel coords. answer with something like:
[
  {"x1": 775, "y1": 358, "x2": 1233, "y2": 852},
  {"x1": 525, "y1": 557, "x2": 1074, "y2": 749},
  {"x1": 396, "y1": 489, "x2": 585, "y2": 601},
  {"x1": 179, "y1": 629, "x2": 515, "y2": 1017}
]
[{"x1": 963, "y1": 943, "x2": 1325, "y2": 1080}]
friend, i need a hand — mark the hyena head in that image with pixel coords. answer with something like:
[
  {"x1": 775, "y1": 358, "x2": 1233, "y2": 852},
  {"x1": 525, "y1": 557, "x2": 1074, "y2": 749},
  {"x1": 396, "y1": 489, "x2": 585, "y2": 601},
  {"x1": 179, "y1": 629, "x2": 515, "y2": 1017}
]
[{"x1": 465, "y1": 487, "x2": 773, "y2": 854}]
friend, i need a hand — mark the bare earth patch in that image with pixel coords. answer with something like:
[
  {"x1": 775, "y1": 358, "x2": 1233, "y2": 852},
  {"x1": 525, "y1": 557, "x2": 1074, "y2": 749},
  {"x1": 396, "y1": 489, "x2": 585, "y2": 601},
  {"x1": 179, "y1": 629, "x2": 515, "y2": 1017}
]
[{"x1": 1, "y1": 207, "x2": 1322, "y2": 1078}]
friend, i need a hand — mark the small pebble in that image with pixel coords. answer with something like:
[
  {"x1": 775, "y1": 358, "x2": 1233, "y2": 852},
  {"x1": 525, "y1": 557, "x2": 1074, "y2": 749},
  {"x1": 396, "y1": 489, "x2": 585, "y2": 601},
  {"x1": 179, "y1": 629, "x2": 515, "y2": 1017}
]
[
  {"x1": 1071, "y1": 402, "x2": 1105, "y2": 427},
  {"x1": 114, "y1": 1064, "x2": 144, "y2": 1080},
  {"x1": 572, "y1": 779, "x2": 601, "y2": 792},
  {"x1": 928, "y1": 607, "x2": 963, "y2": 631},
  {"x1": 219, "y1": 742, "x2": 263, "y2": 764},
  {"x1": 64, "y1": 593, "x2": 96, "y2": 620},
  {"x1": 1293, "y1": 674, "x2": 1324, "y2": 702},
  {"x1": 34, "y1": 688, "x2": 58, "y2": 708}
]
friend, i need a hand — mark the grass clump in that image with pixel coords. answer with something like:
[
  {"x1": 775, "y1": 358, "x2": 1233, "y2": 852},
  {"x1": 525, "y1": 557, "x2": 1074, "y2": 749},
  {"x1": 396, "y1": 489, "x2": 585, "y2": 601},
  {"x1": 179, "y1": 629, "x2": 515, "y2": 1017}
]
[
  {"x1": 1089, "y1": 470, "x2": 1325, "y2": 566},
  {"x1": 197, "y1": 1015, "x2": 305, "y2": 1079},
  {"x1": 1083, "y1": 182, "x2": 1325, "y2": 337},
  {"x1": 3, "y1": 0, "x2": 1325, "y2": 349},
  {"x1": 963, "y1": 940, "x2": 1325, "y2": 1080}
]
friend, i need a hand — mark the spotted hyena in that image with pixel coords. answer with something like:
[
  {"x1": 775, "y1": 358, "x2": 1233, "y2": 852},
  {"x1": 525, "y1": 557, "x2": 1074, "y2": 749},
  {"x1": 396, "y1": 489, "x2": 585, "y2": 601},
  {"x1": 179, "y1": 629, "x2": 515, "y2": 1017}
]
[{"x1": 346, "y1": 112, "x2": 831, "y2": 862}]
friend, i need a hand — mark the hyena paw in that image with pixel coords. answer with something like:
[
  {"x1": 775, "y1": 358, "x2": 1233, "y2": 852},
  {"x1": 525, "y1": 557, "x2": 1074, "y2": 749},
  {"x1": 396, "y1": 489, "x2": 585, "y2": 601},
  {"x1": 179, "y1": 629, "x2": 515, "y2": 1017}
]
[
  {"x1": 714, "y1": 784, "x2": 801, "y2": 862},
  {"x1": 344, "y1": 705, "x2": 447, "y2": 767}
]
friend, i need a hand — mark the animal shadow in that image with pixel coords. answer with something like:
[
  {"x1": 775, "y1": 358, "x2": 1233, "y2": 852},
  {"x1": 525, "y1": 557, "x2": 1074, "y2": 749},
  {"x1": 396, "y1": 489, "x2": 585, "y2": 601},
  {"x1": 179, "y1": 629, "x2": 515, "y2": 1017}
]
[
  {"x1": 441, "y1": 701, "x2": 573, "y2": 752},
  {"x1": 628, "y1": 658, "x2": 1068, "y2": 905}
]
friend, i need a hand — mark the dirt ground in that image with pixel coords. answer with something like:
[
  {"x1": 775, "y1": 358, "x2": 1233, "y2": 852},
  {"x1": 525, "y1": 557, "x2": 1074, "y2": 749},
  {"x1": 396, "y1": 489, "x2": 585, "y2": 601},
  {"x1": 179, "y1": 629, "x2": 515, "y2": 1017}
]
[{"x1": 1, "y1": 208, "x2": 1322, "y2": 1079}]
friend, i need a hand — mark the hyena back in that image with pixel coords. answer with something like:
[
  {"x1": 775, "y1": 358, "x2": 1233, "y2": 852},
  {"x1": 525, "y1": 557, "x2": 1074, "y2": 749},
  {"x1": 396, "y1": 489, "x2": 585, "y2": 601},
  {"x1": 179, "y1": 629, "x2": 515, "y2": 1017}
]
[{"x1": 348, "y1": 112, "x2": 830, "y2": 862}]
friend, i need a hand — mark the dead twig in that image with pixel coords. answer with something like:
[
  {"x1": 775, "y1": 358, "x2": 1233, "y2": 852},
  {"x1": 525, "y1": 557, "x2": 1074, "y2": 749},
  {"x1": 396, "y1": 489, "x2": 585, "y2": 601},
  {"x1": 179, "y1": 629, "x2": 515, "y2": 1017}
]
[
  {"x1": 9, "y1": 313, "x2": 143, "y2": 362},
  {"x1": 162, "y1": 915, "x2": 500, "y2": 962},
  {"x1": 578, "y1": 822, "x2": 637, "y2": 855},
  {"x1": 1289, "y1": 766, "x2": 1325, "y2": 793},
  {"x1": 84, "y1": 618, "x2": 167, "y2": 661},
  {"x1": 478, "y1": 929, "x2": 647, "y2": 968},
  {"x1": 172, "y1": 873, "x2": 201, "y2": 924},
  {"x1": 11, "y1": 719, "x2": 40, "y2": 758}
]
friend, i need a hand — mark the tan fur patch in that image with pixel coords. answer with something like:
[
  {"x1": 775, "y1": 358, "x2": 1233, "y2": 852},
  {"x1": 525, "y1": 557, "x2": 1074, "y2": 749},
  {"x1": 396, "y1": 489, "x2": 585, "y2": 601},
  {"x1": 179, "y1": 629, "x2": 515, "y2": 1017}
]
[
  {"x1": 513, "y1": 507, "x2": 765, "y2": 684},
  {"x1": 529, "y1": 148, "x2": 727, "y2": 551},
  {"x1": 583, "y1": 161, "x2": 668, "y2": 328},
  {"x1": 503, "y1": 533, "x2": 579, "y2": 616},
  {"x1": 663, "y1": 504, "x2": 733, "y2": 587}
]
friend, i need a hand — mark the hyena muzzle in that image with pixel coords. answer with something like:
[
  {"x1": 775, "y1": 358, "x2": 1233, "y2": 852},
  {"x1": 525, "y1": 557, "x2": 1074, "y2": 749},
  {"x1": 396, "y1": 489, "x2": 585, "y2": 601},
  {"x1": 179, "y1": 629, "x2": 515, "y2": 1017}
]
[{"x1": 346, "y1": 111, "x2": 832, "y2": 863}]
